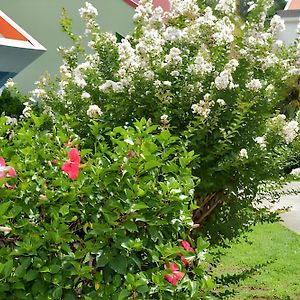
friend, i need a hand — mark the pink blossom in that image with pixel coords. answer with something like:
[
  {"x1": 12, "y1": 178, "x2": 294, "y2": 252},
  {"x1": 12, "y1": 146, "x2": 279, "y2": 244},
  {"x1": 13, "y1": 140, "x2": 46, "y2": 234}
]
[
  {"x1": 0, "y1": 157, "x2": 17, "y2": 189},
  {"x1": 181, "y1": 240, "x2": 195, "y2": 252},
  {"x1": 178, "y1": 253, "x2": 189, "y2": 268},
  {"x1": 62, "y1": 148, "x2": 80, "y2": 180},
  {"x1": 164, "y1": 262, "x2": 185, "y2": 285},
  {"x1": 127, "y1": 150, "x2": 137, "y2": 159},
  {"x1": 178, "y1": 240, "x2": 195, "y2": 268}
]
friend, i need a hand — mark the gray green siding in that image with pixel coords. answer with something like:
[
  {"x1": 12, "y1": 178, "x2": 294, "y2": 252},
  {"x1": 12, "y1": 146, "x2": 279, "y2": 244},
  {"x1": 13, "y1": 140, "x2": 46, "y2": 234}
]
[{"x1": 1, "y1": 0, "x2": 135, "y2": 92}]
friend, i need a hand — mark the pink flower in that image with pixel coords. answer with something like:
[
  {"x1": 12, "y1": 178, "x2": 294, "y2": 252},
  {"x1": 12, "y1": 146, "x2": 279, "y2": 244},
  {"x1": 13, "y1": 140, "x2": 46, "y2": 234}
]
[
  {"x1": 127, "y1": 150, "x2": 137, "y2": 159},
  {"x1": 181, "y1": 240, "x2": 195, "y2": 252},
  {"x1": 164, "y1": 262, "x2": 185, "y2": 285},
  {"x1": 0, "y1": 157, "x2": 17, "y2": 189},
  {"x1": 62, "y1": 148, "x2": 80, "y2": 180},
  {"x1": 178, "y1": 253, "x2": 189, "y2": 268},
  {"x1": 178, "y1": 240, "x2": 195, "y2": 268}
]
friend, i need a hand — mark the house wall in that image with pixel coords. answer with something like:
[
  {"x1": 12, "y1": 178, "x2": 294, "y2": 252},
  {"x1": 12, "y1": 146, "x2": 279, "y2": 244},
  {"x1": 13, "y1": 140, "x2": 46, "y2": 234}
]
[
  {"x1": 0, "y1": 0, "x2": 135, "y2": 92},
  {"x1": 278, "y1": 17, "x2": 300, "y2": 45}
]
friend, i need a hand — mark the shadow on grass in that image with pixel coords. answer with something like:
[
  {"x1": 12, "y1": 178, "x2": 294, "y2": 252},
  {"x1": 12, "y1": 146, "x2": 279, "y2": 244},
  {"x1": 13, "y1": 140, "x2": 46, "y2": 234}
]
[{"x1": 213, "y1": 260, "x2": 275, "y2": 299}]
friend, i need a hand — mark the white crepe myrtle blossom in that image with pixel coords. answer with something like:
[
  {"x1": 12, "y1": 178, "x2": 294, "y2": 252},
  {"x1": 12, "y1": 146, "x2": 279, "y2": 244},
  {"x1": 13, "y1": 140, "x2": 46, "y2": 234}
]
[
  {"x1": 31, "y1": 88, "x2": 46, "y2": 99},
  {"x1": 164, "y1": 47, "x2": 182, "y2": 66},
  {"x1": 81, "y1": 91, "x2": 91, "y2": 100},
  {"x1": 144, "y1": 70, "x2": 155, "y2": 80},
  {"x1": 160, "y1": 114, "x2": 169, "y2": 125},
  {"x1": 168, "y1": 0, "x2": 200, "y2": 19},
  {"x1": 5, "y1": 116, "x2": 18, "y2": 126},
  {"x1": 79, "y1": 2, "x2": 98, "y2": 21},
  {"x1": 247, "y1": 1, "x2": 257, "y2": 12},
  {"x1": 246, "y1": 79, "x2": 262, "y2": 92},
  {"x1": 99, "y1": 80, "x2": 124, "y2": 93},
  {"x1": 215, "y1": 70, "x2": 233, "y2": 90},
  {"x1": 216, "y1": 99, "x2": 226, "y2": 107},
  {"x1": 269, "y1": 15, "x2": 285, "y2": 34},
  {"x1": 87, "y1": 105, "x2": 103, "y2": 118},
  {"x1": 239, "y1": 149, "x2": 248, "y2": 159},
  {"x1": 188, "y1": 52, "x2": 213, "y2": 76},
  {"x1": 254, "y1": 136, "x2": 267, "y2": 150},
  {"x1": 73, "y1": 70, "x2": 87, "y2": 88},
  {"x1": 290, "y1": 168, "x2": 300, "y2": 177},
  {"x1": 4, "y1": 79, "x2": 15, "y2": 89},
  {"x1": 283, "y1": 120, "x2": 299, "y2": 144},
  {"x1": 163, "y1": 27, "x2": 184, "y2": 42},
  {"x1": 22, "y1": 105, "x2": 32, "y2": 118},
  {"x1": 191, "y1": 101, "x2": 211, "y2": 118},
  {"x1": 213, "y1": 17, "x2": 235, "y2": 45},
  {"x1": 215, "y1": 0, "x2": 236, "y2": 15}
]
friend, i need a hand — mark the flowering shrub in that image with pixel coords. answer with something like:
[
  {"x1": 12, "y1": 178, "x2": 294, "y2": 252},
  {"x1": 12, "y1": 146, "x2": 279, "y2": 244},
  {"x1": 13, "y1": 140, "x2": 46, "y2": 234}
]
[
  {"x1": 25, "y1": 0, "x2": 300, "y2": 240},
  {"x1": 0, "y1": 115, "x2": 214, "y2": 299}
]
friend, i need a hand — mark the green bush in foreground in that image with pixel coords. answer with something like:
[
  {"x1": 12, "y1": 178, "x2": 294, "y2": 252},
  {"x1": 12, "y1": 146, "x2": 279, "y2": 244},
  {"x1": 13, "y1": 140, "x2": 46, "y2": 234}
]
[{"x1": 0, "y1": 116, "x2": 213, "y2": 299}]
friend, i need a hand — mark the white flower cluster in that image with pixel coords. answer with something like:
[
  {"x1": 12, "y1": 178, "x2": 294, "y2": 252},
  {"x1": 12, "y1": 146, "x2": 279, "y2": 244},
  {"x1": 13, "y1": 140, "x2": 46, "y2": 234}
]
[
  {"x1": 163, "y1": 27, "x2": 184, "y2": 42},
  {"x1": 118, "y1": 39, "x2": 140, "y2": 73},
  {"x1": 290, "y1": 168, "x2": 300, "y2": 177},
  {"x1": 87, "y1": 105, "x2": 103, "y2": 118},
  {"x1": 22, "y1": 105, "x2": 32, "y2": 118},
  {"x1": 215, "y1": 70, "x2": 236, "y2": 90},
  {"x1": 283, "y1": 120, "x2": 299, "y2": 144},
  {"x1": 191, "y1": 100, "x2": 212, "y2": 118},
  {"x1": 268, "y1": 114, "x2": 299, "y2": 144},
  {"x1": 31, "y1": 88, "x2": 46, "y2": 99},
  {"x1": 5, "y1": 116, "x2": 17, "y2": 126},
  {"x1": 215, "y1": 0, "x2": 236, "y2": 15},
  {"x1": 239, "y1": 149, "x2": 248, "y2": 159},
  {"x1": 81, "y1": 91, "x2": 90, "y2": 100},
  {"x1": 4, "y1": 79, "x2": 15, "y2": 89},
  {"x1": 213, "y1": 17, "x2": 235, "y2": 45},
  {"x1": 254, "y1": 136, "x2": 266, "y2": 150},
  {"x1": 99, "y1": 80, "x2": 124, "y2": 93},
  {"x1": 216, "y1": 99, "x2": 226, "y2": 107},
  {"x1": 188, "y1": 51, "x2": 213, "y2": 76},
  {"x1": 168, "y1": 0, "x2": 200, "y2": 19},
  {"x1": 269, "y1": 15, "x2": 285, "y2": 34},
  {"x1": 164, "y1": 47, "x2": 182, "y2": 66},
  {"x1": 79, "y1": 2, "x2": 98, "y2": 21},
  {"x1": 246, "y1": 79, "x2": 262, "y2": 92}
]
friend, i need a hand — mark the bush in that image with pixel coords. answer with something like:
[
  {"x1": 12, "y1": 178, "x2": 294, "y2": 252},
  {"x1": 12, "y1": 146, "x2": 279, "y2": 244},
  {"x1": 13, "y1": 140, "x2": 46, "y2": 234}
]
[
  {"x1": 0, "y1": 88, "x2": 24, "y2": 118},
  {"x1": 0, "y1": 116, "x2": 213, "y2": 299},
  {"x1": 26, "y1": 0, "x2": 300, "y2": 241}
]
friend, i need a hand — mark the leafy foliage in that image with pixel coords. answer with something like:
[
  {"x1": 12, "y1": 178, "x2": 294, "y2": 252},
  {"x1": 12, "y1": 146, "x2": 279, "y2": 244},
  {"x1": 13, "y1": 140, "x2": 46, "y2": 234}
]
[
  {"x1": 0, "y1": 116, "x2": 213, "y2": 299},
  {"x1": 24, "y1": 0, "x2": 300, "y2": 242},
  {"x1": 0, "y1": 89, "x2": 24, "y2": 117}
]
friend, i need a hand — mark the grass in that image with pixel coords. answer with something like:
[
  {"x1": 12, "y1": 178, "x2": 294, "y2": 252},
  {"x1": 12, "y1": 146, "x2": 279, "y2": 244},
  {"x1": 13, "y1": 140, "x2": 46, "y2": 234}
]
[{"x1": 211, "y1": 222, "x2": 300, "y2": 299}]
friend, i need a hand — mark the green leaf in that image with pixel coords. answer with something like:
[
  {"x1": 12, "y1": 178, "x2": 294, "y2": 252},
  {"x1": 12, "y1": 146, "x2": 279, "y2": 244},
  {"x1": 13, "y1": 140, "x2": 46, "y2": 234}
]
[
  {"x1": 24, "y1": 270, "x2": 39, "y2": 281},
  {"x1": 4, "y1": 260, "x2": 13, "y2": 278},
  {"x1": 144, "y1": 160, "x2": 161, "y2": 170},
  {"x1": 125, "y1": 273, "x2": 135, "y2": 284},
  {"x1": 49, "y1": 265, "x2": 61, "y2": 274},
  {"x1": 59, "y1": 204, "x2": 69, "y2": 216},
  {"x1": 97, "y1": 248, "x2": 112, "y2": 267},
  {"x1": 109, "y1": 256, "x2": 128, "y2": 275},
  {"x1": 53, "y1": 286, "x2": 63, "y2": 299},
  {"x1": 123, "y1": 220, "x2": 138, "y2": 232},
  {"x1": 0, "y1": 201, "x2": 11, "y2": 215},
  {"x1": 118, "y1": 289, "x2": 131, "y2": 300},
  {"x1": 131, "y1": 203, "x2": 149, "y2": 211}
]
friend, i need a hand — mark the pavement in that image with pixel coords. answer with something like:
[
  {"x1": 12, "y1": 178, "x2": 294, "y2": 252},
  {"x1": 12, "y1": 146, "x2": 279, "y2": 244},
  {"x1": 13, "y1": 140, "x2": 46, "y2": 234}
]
[{"x1": 268, "y1": 181, "x2": 300, "y2": 234}]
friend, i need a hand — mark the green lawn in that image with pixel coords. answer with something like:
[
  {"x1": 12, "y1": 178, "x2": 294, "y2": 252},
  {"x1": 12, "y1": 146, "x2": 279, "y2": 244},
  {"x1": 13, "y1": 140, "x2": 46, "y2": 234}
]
[{"x1": 212, "y1": 223, "x2": 300, "y2": 299}]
